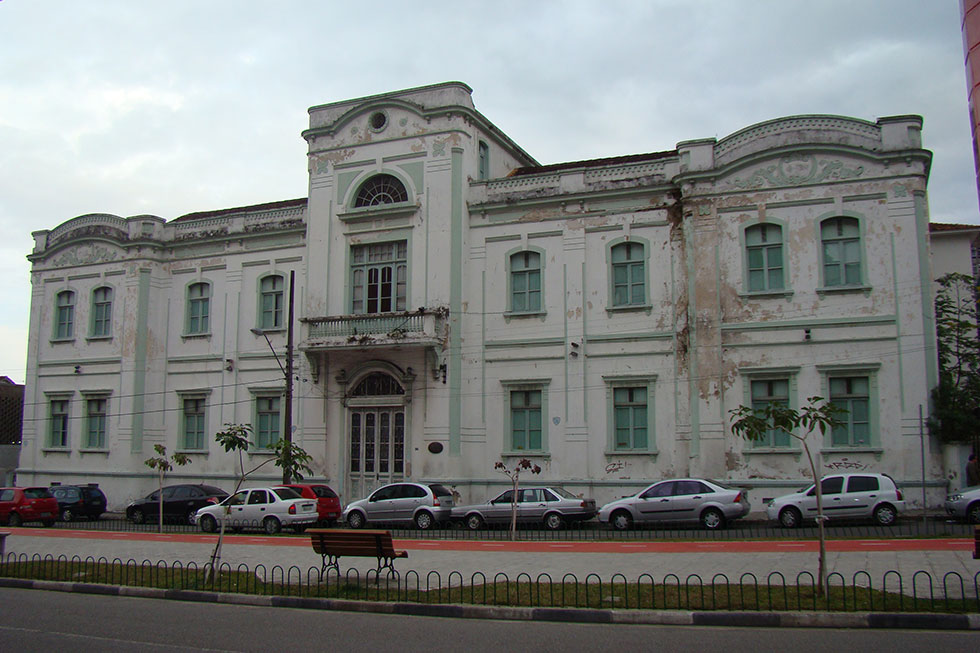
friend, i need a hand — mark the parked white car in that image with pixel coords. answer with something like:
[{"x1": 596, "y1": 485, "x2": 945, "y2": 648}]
[
  {"x1": 766, "y1": 473, "x2": 905, "y2": 527},
  {"x1": 944, "y1": 485, "x2": 980, "y2": 523},
  {"x1": 193, "y1": 486, "x2": 318, "y2": 534}
]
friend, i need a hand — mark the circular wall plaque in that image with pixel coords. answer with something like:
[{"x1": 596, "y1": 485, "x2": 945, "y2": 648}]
[{"x1": 427, "y1": 442, "x2": 444, "y2": 454}]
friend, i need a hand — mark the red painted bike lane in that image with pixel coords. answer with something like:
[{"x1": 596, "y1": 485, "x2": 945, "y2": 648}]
[{"x1": 6, "y1": 527, "x2": 973, "y2": 554}]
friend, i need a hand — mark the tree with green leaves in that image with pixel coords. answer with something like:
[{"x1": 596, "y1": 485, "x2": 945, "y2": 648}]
[
  {"x1": 930, "y1": 272, "x2": 980, "y2": 448},
  {"x1": 494, "y1": 458, "x2": 541, "y2": 540},
  {"x1": 729, "y1": 396, "x2": 844, "y2": 596},
  {"x1": 206, "y1": 423, "x2": 313, "y2": 579},
  {"x1": 143, "y1": 444, "x2": 191, "y2": 533}
]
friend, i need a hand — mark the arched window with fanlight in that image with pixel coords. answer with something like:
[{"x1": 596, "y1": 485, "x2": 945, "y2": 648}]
[{"x1": 353, "y1": 174, "x2": 408, "y2": 207}]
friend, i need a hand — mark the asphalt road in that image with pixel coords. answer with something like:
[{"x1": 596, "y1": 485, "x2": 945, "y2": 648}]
[{"x1": 0, "y1": 587, "x2": 978, "y2": 653}]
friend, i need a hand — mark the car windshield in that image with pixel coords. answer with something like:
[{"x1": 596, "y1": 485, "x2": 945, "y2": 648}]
[
  {"x1": 273, "y1": 487, "x2": 301, "y2": 500},
  {"x1": 550, "y1": 487, "x2": 576, "y2": 499},
  {"x1": 200, "y1": 485, "x2": 227, "y2": 496},
  {"x1": 312, "y1": 486, "x2": 338, "y2": 498}
]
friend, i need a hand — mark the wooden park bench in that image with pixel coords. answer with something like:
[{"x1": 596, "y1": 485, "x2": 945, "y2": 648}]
[{"x1": 308, "y1": 528, "x2": 407, "y2": 575}]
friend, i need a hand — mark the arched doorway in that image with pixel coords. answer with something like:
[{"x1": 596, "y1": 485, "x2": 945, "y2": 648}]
[{"x1": 345, "y1": 370, "x2": 407, "y2": 500}]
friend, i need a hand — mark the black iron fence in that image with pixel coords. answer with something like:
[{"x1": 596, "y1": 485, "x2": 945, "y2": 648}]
[
  {"x1": 1, "y1": 553, "x2": 978, "y2": 613},
  {"x1": 28, "y1": 514, "x2": 980, "y2": 541}
]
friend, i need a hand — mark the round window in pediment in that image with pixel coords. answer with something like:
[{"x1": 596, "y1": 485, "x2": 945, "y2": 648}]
[{"x1": 369, "y1": 111, "x2": 388, "y2": 132}]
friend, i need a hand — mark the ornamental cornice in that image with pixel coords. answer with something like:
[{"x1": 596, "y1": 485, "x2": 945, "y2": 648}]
[
  {"x1": 715, "y1": 115, "x2": 880, "y2": 164},
  {"x1": 727, "y1": 153, "x2": 865, "y2": 190}
]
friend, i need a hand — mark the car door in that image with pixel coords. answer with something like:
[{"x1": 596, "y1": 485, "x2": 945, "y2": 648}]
[
  {"x1": 806, "y1": 476, "x2": 846, "y2": 519},
  {"x1": 242, "y1": 489, "x2": 273, "y2": 525},
  {"x1": 843, "y1": 475, "x2": 880, "y2": 518},
  {"x1": 635, "y1": 481, "x2": 677, "y2": 523},
  {"x1": 670, "y1": 480, "x2": 711, "y2": 523},
  {"x1": 390, "y1": 484, "x2": 426, "y2": 523},
  {"x1": 169, "y1": 485, "x2": 199, "y2": 521},
  {"x1": 222, "y1": 490, "x2": 249, "y2": 524},
  {"x1": 364, "y1": 485, "x2": 398, "y2": 522},
  {"x1": 158, "y1": 486, "x2": 178, "y2": 519},
  {"x1": 0, "y1": 489, "x2": 15, "y2": 520},
  {"x1": 485, "y1": 490, "x2": 516, "y2": 523},
  {"x1": 518, "y1": 488, "x2": 548, "y2": 522}
]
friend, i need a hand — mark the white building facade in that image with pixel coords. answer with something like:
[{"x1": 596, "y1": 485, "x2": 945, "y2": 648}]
[{"x1": 18, "y1": 82, "x2": 947, "y2": 511}]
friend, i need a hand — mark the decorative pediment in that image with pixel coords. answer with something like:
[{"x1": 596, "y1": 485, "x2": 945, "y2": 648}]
[
  {"x1": 727, "y1": 153, "x2": 865, "y2": 190},
  {"x1": 50, "y1": 243, "x2": 121, "y2": 267}
]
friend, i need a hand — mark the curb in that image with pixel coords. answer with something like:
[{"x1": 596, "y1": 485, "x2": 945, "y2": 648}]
[{"x1": 2, "y1": 577, "x2": 979, "y2": 629}]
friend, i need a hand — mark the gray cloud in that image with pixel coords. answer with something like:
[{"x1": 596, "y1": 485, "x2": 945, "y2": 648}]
[{"x1": 0, "y1": 0, "x2": 973, "y2": 382}]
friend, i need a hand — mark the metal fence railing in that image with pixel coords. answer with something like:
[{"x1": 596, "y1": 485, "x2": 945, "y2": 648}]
[
  {"x1": 1, "y1": 553, "x2": 978, "y2": 613},
  {"x1": 25, "y1": 514, "x2": 980, "y2": 541}
]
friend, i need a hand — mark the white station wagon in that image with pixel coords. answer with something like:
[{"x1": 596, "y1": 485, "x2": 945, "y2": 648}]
[{"x1": 766, "y1": 473, "x2": 905, "y2": 527}]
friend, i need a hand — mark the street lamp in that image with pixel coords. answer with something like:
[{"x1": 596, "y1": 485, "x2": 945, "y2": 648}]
[{"x1": 250, "y1": 269, "x2": 295, "y2": 484}]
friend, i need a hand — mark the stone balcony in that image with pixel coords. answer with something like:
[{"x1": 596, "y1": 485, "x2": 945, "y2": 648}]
[{"x1": 300, "y1": 308, "x2": 447, "y2": 352}]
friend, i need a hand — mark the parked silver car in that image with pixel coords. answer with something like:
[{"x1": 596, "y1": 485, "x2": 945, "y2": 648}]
[
  {"x1": 766, "y1": 473, "x2": 905, "y2": 527},
  {"x1": 452, "y1": 486, "x2": 597, "y2": 530},
  {"x1": 598, "y1": 478, "x2": 750, "y2": 530},
  {"x1": 343, "y1": 482, "x2": 455, "y2": 530},
  {"x1": 193, "y1": 486, "x2": 318, "y2": 534},
  {"x1": 944, "y1": 485, "x2": 980, "y2": 523}
]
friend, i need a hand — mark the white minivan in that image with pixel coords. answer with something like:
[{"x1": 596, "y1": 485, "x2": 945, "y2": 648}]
[{"x1": 766, "y1": 473, "x2": 905, "y2": 527}]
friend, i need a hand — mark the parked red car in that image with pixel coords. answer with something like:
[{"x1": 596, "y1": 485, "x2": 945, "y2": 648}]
[
  {"x1": 0, "y1": 487, "x2": 59, "y2": 527},
  {"x1": 278, "y1": 483, "x2": 342, "y2": 526}
]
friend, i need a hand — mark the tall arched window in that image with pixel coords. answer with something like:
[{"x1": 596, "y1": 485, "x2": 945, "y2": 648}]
[
  {"x1": 55, "y1": 290, "x2": 75, "y2": 339},
  {"x1": 354, "y1": 174, "x2": 408, "y2": 207},
  {"x1": 186, "y1": 282, "x2": 211, "y2": 334},
  {"x1": 610, "y1": 242, "x2": 646, "y2": 306},
  {"x1": 91, "y1": 286, "x2": 113, "y2": 337},
  {"x1": 259, "y1": 275, "x2": 284, "y2": 329},
  {"x1": 510, "y1": 250, "x2": 542, "y2": 313},
  {"x1": 821, "y1": 216, "x2": 862, "y2": 286},
  {"x1": 745, "y1": 224, "x2": 784, "y2": 291}
]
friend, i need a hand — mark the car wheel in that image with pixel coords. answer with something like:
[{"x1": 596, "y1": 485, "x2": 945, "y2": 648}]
[
  {"x1": 414, "y1": 511, "x2": 434, "y2": 530},
  {"x1": 129, "y1": 510, "x2": 146, "y2": 525},
  {"x1": 610, "y1": 510, "x2": 632, "y2": 531},
  {"x1": 199, "y1": 514, "x2": 217, "y2": 533},
  {"x1": 347, "y1": 511, "x2": 365, "y2": 529},
  {"x1": 186, "y1": 510, "x2": 198, "y2": 525},
  {"x1": 263, "y1": 516, "x2": 282, "y2": 535},
  {"x1": 8, "y1": 512, "x2": 22, "y2": 527},
  {"x1": 700, "y1": 508, "x2": 725, "y2": 530},
  {"x1": 779, "y1": 507, "x2": 802, "y2": 528},
  {"x1": 966, "y1": 502, "x2": 980, "y2": 524},
  {"x1": 60, "y1": 508, "x2": 74, "y2": 522},
  {"x1": 466, "y1": 514, "x2": 484, "y2": 530},
  {"x1": 873, "y1": 504, "x2": 897, "y2": 526},
  {"x1": 543, "y1": 512, "x2": 564, "y2": 530},
  {"x1": 41, "y1": 519, "x2": 56, "y2": 528}
]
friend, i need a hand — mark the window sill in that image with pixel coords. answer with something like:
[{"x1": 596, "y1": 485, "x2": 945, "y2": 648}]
[
  {"x1": 816, "y1": 285, "x2": 871, "y2": 296},
  {"x1": 501, "y1": 451, "x2": 550, "y2": 459},
  {"x1": 739, "y1": 290, "x2": 793, "y2": 300},
  {"x1": 742, "y1": 447, "x2": 801, "y2": 455},
  {"x1": 49, "y1": 337, "x2": 75, "y2": 344},
  {"x1": 181, "y1": 332, "x2": 212, "y2": 340},
  {"x1": 820, "y1": 446, "x2": 882, "y2": 455},
  {"x1": 604, "y1": 449, "x2": 658, "y2": 457},
  {"x1": 605, "y1": 303, "x2": 652, "y2": 316},
  {"x1": 41, "y1": 447, "x2": 71, "y2": 454},
  {"x1": 337, "y1": 202, "x2": 419, "y2": 222},
  {"x1": 254, "y1": 327, "x2": 285, "y2": 335},
  {"x1": 85, "y1": 335, "x2": 113, "y2": 342},
  {"x1": 177, "y1": 449, "x2": 209, "y2": 455},
  {"x1": 248, "y1": 448, "x2": 277, "y2": 456},
  {"x1": 78, "y1": 448, "x2": 109, "y2": 454},
  {"x1": 504, "y1": 310, "x2": 547, "y2": 321}
]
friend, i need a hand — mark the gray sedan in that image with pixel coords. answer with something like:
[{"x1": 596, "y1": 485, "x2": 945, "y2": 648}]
[
  {"x1": 452, "y1": 486, "x2": 597, "y2": 530},
  {"x1": 598, "y1": 478, "x2": 750, "y2": 530},
  {"x1": 944, "y1": 485, "x2": 980, "y2": 523}
]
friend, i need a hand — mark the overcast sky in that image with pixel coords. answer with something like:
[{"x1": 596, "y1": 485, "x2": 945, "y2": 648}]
[{"x1": 0, "y1": 0, "x2": 974, "y2": 384}]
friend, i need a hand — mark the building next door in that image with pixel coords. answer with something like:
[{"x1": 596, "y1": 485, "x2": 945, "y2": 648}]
[{"x1": 346, "y1": 370, "x2": 407, "y2": 501}]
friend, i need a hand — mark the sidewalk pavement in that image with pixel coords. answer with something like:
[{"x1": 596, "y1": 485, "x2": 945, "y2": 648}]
[{"x1": 3, "y1": 528, "x2": 978, "y2": 595}]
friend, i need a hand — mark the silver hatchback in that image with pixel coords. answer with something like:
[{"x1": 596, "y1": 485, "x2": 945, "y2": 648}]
[
  {"x1": 343, "y1": 482, "x2": 455, "y2": 530},
  {"x1": 598, "y1": 478, "x2": 750, "y2": 530}
]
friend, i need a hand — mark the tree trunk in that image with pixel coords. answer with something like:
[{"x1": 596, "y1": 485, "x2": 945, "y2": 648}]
[
  {"x1": 509, "y1": 475, "x2": 519, "y2": 541},
  {"x1": 801, "y1": 439, "x2": 826, "y2": 597}
]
